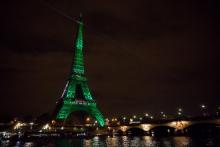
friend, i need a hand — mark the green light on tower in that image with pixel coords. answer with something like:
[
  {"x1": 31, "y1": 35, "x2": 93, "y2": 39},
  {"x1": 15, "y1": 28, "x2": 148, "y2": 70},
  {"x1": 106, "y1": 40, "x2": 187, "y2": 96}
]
[
  {"x1": 55, "y1": 15, "x2": 105, "y2": 126},
  {"x1": 73, "y1": 17, "x2": 84, "y2": 75}
]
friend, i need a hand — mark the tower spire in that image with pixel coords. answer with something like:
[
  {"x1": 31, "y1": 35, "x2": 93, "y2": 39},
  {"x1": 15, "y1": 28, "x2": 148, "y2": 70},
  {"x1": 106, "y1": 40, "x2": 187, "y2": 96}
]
[{"x1": 72, "y1": 14, "x2": 84, "y2": 75}]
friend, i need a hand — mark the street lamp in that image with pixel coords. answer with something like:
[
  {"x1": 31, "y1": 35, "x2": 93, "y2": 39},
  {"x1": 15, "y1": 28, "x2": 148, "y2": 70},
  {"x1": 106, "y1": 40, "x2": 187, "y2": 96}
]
[
  {"x1": 86, "y1": 117, "x2": 90, "y2": 123},
  {"x1": 200, "y1": 104, "x2": 207, "y2": 116},
  {"x1": 177, "y1": 108, "x2": 183, "y2": 117},
  {"x1": 178, "y1": 108, "x2": 182, "y2": 112},
  {"x1": 145, "y1": 113, "x2": 149, "y2": 117},
  {"x1": 122, "y1": 117, "x2": 126, "y2": 124},
  {"x1": 201, "y1": 104, "x2": 206, "y2": 109},
  {"x1": 160, "y1": 112, "x2": 166, "y2": 119},
  {"x1": 162, "y1": 114, "x2": 166, "y2": 119}
]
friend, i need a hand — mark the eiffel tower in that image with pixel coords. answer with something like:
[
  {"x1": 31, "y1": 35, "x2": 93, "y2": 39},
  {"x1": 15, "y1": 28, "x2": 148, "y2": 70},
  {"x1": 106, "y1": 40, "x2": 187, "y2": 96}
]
[{"x1": 54, "y1": 16, "x2": 105, "y2": 126}]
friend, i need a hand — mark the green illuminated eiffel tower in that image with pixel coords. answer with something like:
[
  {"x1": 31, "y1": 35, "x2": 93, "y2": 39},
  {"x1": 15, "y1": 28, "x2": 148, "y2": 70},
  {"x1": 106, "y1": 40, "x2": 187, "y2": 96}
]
[{"x1": 55, "y1": 16, "x2": 105, "y2": 126}]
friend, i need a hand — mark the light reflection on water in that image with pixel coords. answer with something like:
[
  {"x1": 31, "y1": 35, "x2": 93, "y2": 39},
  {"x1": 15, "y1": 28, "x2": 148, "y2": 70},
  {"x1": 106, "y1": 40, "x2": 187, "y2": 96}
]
[
  {"x1": 173, "y1": 137, "x2": 191, "y2": 147},
  {"x1": 1, "y1": 136, "x2": 220, "y2": 147}
]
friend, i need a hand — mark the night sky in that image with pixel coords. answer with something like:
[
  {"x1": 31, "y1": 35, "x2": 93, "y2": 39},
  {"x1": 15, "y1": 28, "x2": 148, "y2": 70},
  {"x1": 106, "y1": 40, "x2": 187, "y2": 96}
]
[{"x1": 1, "y1": 0, "x2": 219, "y2": 119}]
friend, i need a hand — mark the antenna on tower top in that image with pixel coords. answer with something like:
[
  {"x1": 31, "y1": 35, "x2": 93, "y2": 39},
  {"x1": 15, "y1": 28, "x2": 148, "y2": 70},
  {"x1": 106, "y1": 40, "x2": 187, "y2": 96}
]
[{"x1": 77, "y1": 13, "x2": 83, "y2": 24}]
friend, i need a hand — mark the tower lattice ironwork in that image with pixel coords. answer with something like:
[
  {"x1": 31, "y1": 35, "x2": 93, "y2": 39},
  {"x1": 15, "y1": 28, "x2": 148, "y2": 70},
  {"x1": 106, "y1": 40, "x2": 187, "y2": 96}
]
[{"x1": 54, "y1": 16, "x2": 105, "y2": 126}]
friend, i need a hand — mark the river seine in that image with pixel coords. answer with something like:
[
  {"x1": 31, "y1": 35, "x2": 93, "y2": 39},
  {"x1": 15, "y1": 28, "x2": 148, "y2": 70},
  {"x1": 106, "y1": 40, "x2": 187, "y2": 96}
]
[{"x1": 1, "y1": 136, "x2": 220, "y2": 147}]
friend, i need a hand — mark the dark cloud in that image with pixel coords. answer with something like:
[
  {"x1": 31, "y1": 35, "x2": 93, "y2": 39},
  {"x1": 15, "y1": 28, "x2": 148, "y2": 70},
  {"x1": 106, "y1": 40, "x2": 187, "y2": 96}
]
[{"x1": 0, "y1": 0, "x2": 219, "y2": 118}]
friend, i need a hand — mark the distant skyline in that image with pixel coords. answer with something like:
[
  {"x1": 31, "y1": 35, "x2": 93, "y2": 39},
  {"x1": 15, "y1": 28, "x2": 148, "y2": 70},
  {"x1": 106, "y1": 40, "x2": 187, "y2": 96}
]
[{"x1": 0, "y1": 0, "x2": 219, "y2": 118}]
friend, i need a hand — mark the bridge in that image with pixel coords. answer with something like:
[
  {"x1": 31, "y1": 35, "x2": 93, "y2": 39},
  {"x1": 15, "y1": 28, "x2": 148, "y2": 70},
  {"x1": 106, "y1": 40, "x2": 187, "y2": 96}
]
[{"x1": 106, "y1": 117, "x2": 220, "y2": 136}]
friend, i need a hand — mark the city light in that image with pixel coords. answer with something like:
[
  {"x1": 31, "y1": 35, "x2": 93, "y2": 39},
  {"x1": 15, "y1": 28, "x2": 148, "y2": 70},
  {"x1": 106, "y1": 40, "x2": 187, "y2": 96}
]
[
  {"x1": 111, "y1": 118, "x2": 117, "y2": 122},
  {"x1": 177, "y1": 108, "x2": 183, "y2": 116},
  {"x1": 201, "y1": 104, "x2": 206, "y2": 109},
  {"x1": 51, "y1": 120, "x2": 56, "y2": 125},
  {"x1": 14, "y1": 122, "x2": 26, "y2": 130},
  {"x1": 160, "y1": 112, "x2": 166, "y2": 119},
  {"x1": 86, "y1": 117, "x2": 90, "y2": 122},
  {"x1": 42, "y1": 123, "x2": 51, "y2": 130},
  {"x1": 163, "y1": 114, "x2": 166, "y2": 118},
  {"x1": 200, "y1": 104, "x2": 207, "y2": 116},
  {"x1": 178, "y1": 108, "x2": 182, "y2": 112},
  {"x1": 29, "y1": 122, "x2": 34, "y2": 125}
]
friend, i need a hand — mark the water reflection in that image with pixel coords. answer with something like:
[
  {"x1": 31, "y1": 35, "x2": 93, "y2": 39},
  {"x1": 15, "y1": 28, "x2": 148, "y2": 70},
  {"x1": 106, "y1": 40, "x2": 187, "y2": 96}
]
[
  {"x1": 173, "y1": 137, "x2": 190, "y2": 147},
  {"x1": 121, "y1": 136, "x2": 129, "y2": 147},
  {"x1": 83, "y1": 139, "x2": 91, "y2": 147},
  {"x1": 82, "y1": 136, "x2": 191, "y2": 147},
  {"x1": 1, "y1": 135, "x2": 220, "y2": 147},
  {"x1": 143, "y1": 136, "x2": 158, "y2": 146},
  {"x1": 23, "y1": 142, "x2": 34, "y2": 147}
]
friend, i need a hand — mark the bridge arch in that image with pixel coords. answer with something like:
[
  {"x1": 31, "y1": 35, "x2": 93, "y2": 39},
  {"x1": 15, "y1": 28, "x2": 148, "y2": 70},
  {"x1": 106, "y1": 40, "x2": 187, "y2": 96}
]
[
  {"x1": 110, "y1": 118, "x2": 220, "y2": 136},
  {"x1": 126, "y1": 127, "x2": 145, "y2": 136},
  {"x1": 149, "y1": 126, "x2": 175, "y2": 136}
]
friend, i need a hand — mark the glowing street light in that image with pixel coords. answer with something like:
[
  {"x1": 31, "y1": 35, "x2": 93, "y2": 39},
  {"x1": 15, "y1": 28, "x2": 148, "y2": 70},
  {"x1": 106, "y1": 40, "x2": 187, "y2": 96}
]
[
  {"x1": 200, "y1": 104, "x2": 207, "y2": 116},
  {"x1": 14, "y1": 122, "x2": 24, "y2": 130},
  {"x1": 86, "y1": 117, "x2": 90, "y2": 122},
  {"x1": 160, "y1": 112, "x2": 166, "y2": 119},
  {"x1": 201, "y1": 104, "x2": 206, "y2": 109},
  {"x1": 178, "y1": 112, "x2": 182, "y2": 116},
  {"x1": 177, "y1": 108, "x2": 183, "y2": 117},
  {"x1": 162, "y1": 114, "x2": 166, "y2": 118},
  {"x1": 29, "y1": 122, "x2": 34, "y2": 130},
  {"x1": 105, "y1": 118, "x2": 110, "y2": 125},
  {"x1": 42, "y1": 123, "x2": 51, "y2": 130},
  {"x1": 178, "y1": 108, "x2": 182, "y2": 112}
]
